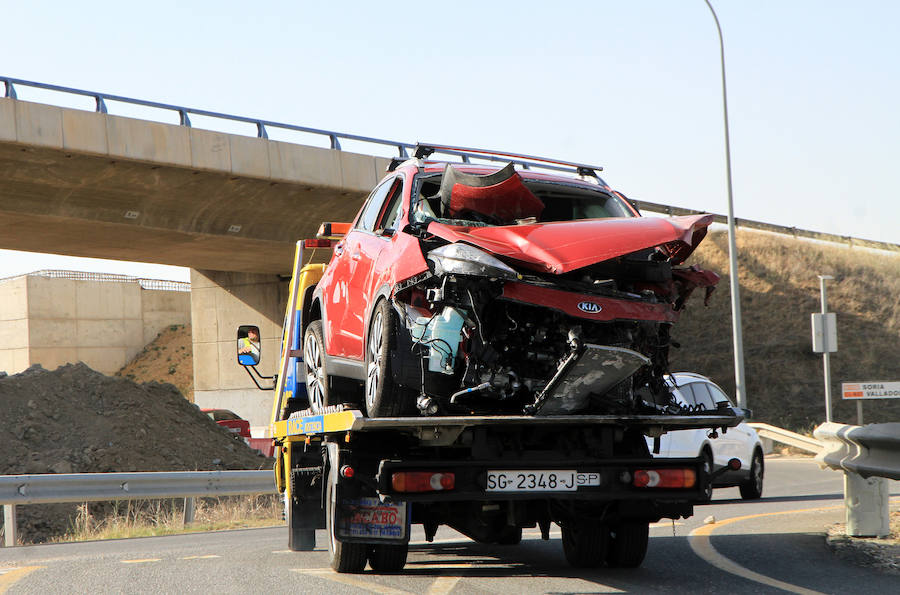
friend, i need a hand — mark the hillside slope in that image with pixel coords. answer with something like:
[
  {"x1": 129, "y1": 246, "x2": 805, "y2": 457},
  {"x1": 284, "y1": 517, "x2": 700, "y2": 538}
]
[{"x1": 671, "y1": 230, "x2": 900, "y2": 430}]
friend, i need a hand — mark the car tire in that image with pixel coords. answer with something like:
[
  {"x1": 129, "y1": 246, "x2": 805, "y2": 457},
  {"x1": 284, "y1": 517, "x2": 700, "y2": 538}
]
[
  {"x1": 699, "y1": 449, "x2": 714, "y2": 502},
  {"x1": 326, "y1": 457, "x2": 368, "y2": 573},
  {"x1": 561, "y1": 520, "x2": 608, "y2": 568},
  {"x1": 739, "y1": 449, "x2": 764, "y2": 500},
  {"x1": 304, "y1": 320, "x2": 351, "y2": 413},
  {"x1": 365, "y1": 300, "x2": 411, "y2": 417},
  {"x1": 605, "y1": 521, "x2": 649, "y2": 568},
  {"x1": 368, "y1": 543, "x2": 408, "y2": 572}
]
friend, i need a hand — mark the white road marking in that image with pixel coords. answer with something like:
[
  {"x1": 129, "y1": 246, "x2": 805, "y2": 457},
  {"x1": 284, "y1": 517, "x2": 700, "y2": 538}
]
[{"x1": 182, "y1": 555, "x2": 221, "y2": 560}]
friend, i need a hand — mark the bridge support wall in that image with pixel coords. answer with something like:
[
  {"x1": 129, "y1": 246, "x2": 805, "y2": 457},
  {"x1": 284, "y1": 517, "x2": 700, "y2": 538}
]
[{"x1": 190, "y1": 269, "x2": 288, "y2": 434}]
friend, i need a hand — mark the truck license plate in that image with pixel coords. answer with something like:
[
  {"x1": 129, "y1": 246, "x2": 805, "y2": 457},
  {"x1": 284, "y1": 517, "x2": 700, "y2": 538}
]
[{"x1": 486, "y1": 470, "x2": 578, "y2": 492}]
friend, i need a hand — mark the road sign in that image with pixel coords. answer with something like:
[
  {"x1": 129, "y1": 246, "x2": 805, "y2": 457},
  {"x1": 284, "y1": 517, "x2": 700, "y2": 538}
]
[
  {"x1": 811, "y1": 313, "x2": 837, "y2": 353},
  {"x1": 842, "y1": 382, "x2": 900, "y2": 400}
]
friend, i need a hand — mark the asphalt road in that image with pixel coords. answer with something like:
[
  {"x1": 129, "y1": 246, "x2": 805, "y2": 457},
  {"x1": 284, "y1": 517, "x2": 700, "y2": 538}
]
[{"x1": 1, "y1": 458, "x2": 897, "y2": 594}]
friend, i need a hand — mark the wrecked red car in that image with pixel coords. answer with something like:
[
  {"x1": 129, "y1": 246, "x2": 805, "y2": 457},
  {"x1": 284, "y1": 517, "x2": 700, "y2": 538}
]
[{"x1": 303, "y1": 147, "x2": 718, "y2": 417}]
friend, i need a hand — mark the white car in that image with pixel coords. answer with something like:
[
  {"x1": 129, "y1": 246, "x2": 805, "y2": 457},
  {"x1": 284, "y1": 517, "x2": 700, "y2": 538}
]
[{"x1": 648, "y1": 372, "x2": 764, "y2": 500}]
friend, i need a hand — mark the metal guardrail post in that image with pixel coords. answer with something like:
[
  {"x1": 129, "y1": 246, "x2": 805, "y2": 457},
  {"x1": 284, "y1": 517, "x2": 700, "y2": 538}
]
[
  {"x1": 3, "y1": 504, "x2": 16, "y2": 547},
  {"x1": 843, "y1": 472, "x2": 890, "y2": 537},
  {"x1": 183, "y1": 497, "x2": 195, "y2": 526},
  {"x1": 814, "y1": 421, "x2": 900, "y2": 538}
]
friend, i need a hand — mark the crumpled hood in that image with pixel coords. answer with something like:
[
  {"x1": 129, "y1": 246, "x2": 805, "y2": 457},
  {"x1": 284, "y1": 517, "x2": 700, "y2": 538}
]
[{"x1": 427, "y1": 214, "x2": 713, "y2": 274}]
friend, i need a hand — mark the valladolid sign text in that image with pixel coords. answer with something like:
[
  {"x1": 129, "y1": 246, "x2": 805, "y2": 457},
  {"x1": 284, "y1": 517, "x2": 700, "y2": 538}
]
[{"x1": 842, "y1": 382, "x2": 900, "y2": 400}]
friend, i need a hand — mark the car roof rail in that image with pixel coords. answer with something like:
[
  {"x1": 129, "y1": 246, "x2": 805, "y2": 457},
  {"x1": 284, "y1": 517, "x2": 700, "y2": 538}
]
[{"x1": 413, "y1": 143, "x2": 607, "y2": 184}]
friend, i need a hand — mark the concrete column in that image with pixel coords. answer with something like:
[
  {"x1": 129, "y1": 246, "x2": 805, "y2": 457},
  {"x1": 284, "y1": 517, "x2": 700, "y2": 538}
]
[
  {"x1": 844, "y1": 471, "x2": 890, "y2": 537},
  {"x1": 190, "y1": 269, "x2": 288, "y2": 434},
  {"x1": 3, "y1": 504, "x2": 16, "y2": 547}
]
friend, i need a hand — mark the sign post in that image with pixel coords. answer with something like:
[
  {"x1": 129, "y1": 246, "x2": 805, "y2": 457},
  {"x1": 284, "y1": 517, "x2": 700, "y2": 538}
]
[{"x1": 811, "y1": 275, "x2": 837, "y2": 422}]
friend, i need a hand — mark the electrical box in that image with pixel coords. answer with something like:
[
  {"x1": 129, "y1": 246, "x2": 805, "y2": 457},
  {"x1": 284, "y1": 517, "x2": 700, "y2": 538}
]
[{"x1": 811, "y1": 312, "x2": 837, "y2": 353}]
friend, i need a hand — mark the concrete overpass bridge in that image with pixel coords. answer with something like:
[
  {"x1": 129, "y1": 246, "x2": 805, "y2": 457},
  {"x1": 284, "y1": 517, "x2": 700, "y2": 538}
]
[{"x1": 0, "y1": 77, "x2": 408, "y2": 429}]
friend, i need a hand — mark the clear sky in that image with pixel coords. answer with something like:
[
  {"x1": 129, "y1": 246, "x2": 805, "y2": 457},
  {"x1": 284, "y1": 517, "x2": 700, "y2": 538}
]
[{"x1": 2, "y1": 1, "x2": 898, "y2": 281}]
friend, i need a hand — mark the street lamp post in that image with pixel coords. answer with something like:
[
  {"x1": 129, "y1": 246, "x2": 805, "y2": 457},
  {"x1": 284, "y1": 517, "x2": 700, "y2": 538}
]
[{"x1": 703, "y1": 0, "x2": 748, "y2": 409}]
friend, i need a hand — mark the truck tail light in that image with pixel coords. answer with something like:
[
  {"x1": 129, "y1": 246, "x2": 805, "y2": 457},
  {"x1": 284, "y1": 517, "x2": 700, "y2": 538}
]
[
  {"x1": 632, "y1": 468, "x2": 697, "y2": 489},
  {"x1": 391, "y1": 471, "x2": 455, "y2": 493},
  {"x1": 304, "y1": 239, "x2": 333, "y2": 248}
]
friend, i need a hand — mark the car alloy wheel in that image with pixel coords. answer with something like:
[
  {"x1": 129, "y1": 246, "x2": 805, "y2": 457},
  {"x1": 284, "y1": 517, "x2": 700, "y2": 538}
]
[
  {"x1": 304, "y1": 325, "x2": 326, "y2": 412},
  {"x1": 366, "y1": 309, "x2": 384, "y2": 413}
]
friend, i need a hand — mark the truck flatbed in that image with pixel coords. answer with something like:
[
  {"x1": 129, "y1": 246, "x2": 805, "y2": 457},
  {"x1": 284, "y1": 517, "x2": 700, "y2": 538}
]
[{"x1": 274, "y1": 408, "x2": 742, "y2": 439}]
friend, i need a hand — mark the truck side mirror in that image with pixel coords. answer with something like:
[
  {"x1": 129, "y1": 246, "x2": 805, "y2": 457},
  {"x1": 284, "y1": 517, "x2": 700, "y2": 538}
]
[{"x1": 237, "y1": 325, "x2": 261, "y2": 366}]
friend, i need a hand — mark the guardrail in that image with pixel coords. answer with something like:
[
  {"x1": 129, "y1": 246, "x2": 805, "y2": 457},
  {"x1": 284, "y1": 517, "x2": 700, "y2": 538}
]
[
  {"x1": 813, "y1": 422, "x2": 900, "y2": 538},
  {"x1": 3, "y1": 76, "x2": 899, "y2": 254},
  {"x1": 1, "y1": 470, "x2": 276, "y2": 547},
  {"x1": 747, "y1": 422, "x2": 823, "y2": 454}
]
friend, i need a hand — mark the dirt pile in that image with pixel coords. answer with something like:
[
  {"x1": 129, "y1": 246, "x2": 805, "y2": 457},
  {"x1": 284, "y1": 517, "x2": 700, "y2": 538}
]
[
  {"x1": 118, "y1": 323, "x2": 193, "y2": 401},
  {"x1": 0, "y1": 362, "x2": 269, "y2": 543},
  {"x1": 671, "y1": 230, "x2": 900, "y2": 430}
]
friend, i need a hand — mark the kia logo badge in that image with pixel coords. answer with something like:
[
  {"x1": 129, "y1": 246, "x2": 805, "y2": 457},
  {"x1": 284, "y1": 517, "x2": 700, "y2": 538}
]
[{"x1": 577, "y1": 301, "x2": 602, "y2": 314}]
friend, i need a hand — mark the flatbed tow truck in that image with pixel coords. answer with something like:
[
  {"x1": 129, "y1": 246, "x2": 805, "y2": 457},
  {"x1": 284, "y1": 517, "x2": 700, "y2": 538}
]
[
  {"x1": 240, "y1": 235, "x2": 742, "y2": 573},
  {"x1": 273, "y1": 405, "x2": 739, "y2": 572}
]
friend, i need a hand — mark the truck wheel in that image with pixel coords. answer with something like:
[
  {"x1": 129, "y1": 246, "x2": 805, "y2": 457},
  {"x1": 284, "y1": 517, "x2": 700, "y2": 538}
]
[
  {"x1": 368, "y1": 543, "x2": 408, "y2": 572},
  {"x1": 739, "y1": 450, "x2": 764, "y2": 500},
  {"x1": 304, "y1": 320, "x2": 336, "y2": 413},
  {"x1": 286, "y1": 492, "x2": 316, "y2": 551},
  {"x1": 496, "y1": 526, "x2": 523, "y2": 545},
  {"x1": 326, "y1": 462, "x2": 368, "y2": 573},
  {"x1": 605, "y1": 521, "x2": 649, "y2": 568},
  {"x1": 561, "y1": 521, "x2": 608, "y2": 568},
  {"x1": 365, "y1": 300, "x2": 408, "y2": 417}
]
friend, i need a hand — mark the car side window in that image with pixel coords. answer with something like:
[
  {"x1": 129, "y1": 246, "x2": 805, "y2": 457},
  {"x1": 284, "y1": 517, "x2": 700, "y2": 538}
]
[
  {"x1": 676, "y1": 384, "x2": 697, "y2": 407},
  {"x1": 690, "y1": 382, "x2": 718, "y2": 410},
  {"x1": 355, "y1": 177, "x2": 397, "y2": 232},
  {"x1": 706, "y1": 383, "x2": 734, "y2": 407},
  {"x1": 376, "y1": 179, "x2": 405, "y2": 235}
]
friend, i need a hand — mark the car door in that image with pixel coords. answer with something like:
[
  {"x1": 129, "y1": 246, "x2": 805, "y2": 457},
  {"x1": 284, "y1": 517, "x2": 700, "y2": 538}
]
[
  {"x1": 662, "y1": 383, "x2": 708, "y2": 459},
  {"x1": 689, "y1": 381, "x2": 743, "y2": 467},
  {"x1": 705, "y1": 381, "x2": 755, "y2": 468},
  {"x1": 339, "y1": 176, "x2": 404, "y2": 360}
]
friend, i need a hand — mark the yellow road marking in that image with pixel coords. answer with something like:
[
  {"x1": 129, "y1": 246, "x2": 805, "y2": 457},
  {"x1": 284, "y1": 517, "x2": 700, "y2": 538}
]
[
  {"x1": 182, "y1": 555, "x2": 221, "y2": 560},
  {"x1": 0, "y1": 566, "x2": 44, "y2": 594},
  {"x1": 689, "y1": 505, "x2": 847, "y2": 595},
  {"x1": 121, "y1": 558, "x2": 161, "y2": 564},
  {"x1": 425, "y1": 575, "x2": 461, "y2": 595},
  {"x1": 292, "y1": 568, "x2": 415, "y2": 594}
]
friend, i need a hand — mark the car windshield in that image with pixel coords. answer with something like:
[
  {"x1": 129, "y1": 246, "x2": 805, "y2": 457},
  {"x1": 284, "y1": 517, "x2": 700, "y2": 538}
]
[{"x1": 412, "y1": 172, "x2": 635, "y2": 227}]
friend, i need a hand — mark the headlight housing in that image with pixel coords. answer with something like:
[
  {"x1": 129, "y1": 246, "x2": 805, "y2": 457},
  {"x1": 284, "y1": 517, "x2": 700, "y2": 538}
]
[{"x1": 427, "y1": 243, "x2": 520, "y2": 281}]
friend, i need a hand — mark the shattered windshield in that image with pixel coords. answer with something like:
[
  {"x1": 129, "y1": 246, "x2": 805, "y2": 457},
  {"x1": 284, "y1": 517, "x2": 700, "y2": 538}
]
[{"x1": 412, "y1": 167, "x2": 636, "y2": 227}]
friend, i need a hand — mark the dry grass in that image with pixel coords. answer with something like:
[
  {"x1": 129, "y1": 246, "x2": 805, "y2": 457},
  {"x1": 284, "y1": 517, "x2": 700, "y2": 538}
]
[
  {"x1": 671, "y1": 229, "x2": 900, "y2": 430},
  {"x1": 53, "y1": 495, "x2": 283, "y2": 543}
]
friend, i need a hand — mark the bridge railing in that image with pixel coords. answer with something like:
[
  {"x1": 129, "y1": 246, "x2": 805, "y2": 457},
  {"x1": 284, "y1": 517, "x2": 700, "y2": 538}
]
[
  {"x1": 813, "y1": 422, "x2": 900, "y2": 538},
  {"x1": 3, "y1": 76, "x2": 899, "y2": 253},
  {"x1": 0, "y1": 470, "x2": 277, "y2": 547}
]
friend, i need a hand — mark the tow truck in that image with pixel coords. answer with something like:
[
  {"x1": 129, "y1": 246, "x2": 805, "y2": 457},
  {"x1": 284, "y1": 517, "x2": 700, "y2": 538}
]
[{"x1": 239, "y1": 235, "x2": 743, "y2": 573}]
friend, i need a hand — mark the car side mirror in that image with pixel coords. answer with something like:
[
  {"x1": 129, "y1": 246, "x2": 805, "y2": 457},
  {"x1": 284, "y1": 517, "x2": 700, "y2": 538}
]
[{"x1": 237, "y1": 324, "x2": 261, "y2": 366}]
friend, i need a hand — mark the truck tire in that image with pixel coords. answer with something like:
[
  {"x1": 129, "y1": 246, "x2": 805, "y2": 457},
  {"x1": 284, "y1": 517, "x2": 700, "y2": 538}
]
[
  {"x1": 605, "y1": 521, "x2": 649, "y2": 568},
  {"x1": 286, "y1": 492, "x2": 316, "y2": 551},
  {"x1": 365, "y1": 300, "x2": 410, "y2": 417},
  {"x1": 326, "y1": 459, "x2": 368, "y2": 573},
  {"x1": 561, "y1": 520, "x2": 608, "y2": 568},
  {"x1": 368, "y1": 543, "x2": 408, "y2": 572},
  {"x1": 304, "y1": 320, "x2": 349, "y2": 413},
  {"x1": 739, "y1": 450, "x2": 764, "y2": 500}
]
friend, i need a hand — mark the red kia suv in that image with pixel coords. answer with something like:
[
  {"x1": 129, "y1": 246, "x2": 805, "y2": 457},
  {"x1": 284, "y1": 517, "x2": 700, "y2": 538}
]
[{"x1": 302, "y1": 146, "x2": 718, "y2": 418}]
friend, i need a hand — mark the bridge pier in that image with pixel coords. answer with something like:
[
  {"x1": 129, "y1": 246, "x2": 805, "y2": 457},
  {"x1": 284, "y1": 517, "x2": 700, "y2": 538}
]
[{"x1": 190, "y1": 269, "x2": 289, "y2": 435}]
